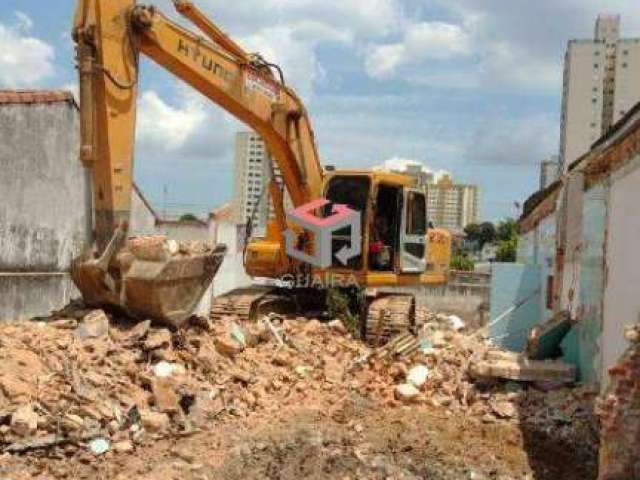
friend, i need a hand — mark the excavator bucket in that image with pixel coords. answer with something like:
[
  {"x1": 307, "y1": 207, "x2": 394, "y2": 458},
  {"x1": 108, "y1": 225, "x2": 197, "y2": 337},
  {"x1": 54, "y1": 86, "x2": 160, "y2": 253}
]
[{"x1": 72, "y1": 234, "x2": 227, "y2": 328}]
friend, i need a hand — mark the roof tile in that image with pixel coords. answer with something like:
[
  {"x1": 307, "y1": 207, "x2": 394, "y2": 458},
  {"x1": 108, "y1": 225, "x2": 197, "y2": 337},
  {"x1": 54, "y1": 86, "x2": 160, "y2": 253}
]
[{"x1": 0, "y1": 90, "x2": 75, "y2": 105}]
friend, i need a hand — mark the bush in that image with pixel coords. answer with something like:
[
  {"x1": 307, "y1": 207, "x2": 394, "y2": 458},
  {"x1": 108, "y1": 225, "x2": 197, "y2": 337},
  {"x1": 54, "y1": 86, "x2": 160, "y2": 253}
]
[
  {"x1": 496, "y1": 238, "x2": 517, "y2": 262},
  {"x1": 451, "y1": 253, "x2": 474, "y2": 271}
]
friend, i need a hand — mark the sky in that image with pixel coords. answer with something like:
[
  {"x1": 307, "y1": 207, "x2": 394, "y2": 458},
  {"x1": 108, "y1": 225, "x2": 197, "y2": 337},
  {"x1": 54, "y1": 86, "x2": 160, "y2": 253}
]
[{"x1": 1, "y1": 1, "x2": 639, "y2": 221}]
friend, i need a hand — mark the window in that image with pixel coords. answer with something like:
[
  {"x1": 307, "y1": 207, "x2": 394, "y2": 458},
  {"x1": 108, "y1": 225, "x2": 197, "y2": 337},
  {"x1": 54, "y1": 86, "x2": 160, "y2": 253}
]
[
  {"x1": 622, "y1": 62, "x2": 628, "y2": 68},
  {"x1": 594, "y1": 63, "x2": 599, "y2": 69},
  {"x1": 592, "y1": 98, "x2": 597, "y2": 103},
  {"x1": 406, "y1": 192, "x2": 426, "y2": 235},
  {"x1": 623, "y1": 49, "x2": 629, "y2": 55}
]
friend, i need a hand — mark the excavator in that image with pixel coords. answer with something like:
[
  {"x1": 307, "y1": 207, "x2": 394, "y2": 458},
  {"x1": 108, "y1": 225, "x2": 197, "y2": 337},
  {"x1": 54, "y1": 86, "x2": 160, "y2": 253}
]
[{"x1": 71, "y1": 0, "x2": 452, "y2": 341}]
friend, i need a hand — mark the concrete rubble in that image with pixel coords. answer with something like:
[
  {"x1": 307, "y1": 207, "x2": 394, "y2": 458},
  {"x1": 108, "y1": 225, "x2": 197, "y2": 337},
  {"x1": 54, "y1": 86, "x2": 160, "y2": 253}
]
[{"x1": 0, "y1": 303, "x2": 600, "y2": 473}]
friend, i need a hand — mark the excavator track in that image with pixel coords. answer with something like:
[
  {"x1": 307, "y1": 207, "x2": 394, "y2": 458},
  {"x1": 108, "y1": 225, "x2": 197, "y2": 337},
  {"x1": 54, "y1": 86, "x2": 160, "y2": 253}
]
[
  {"x1": 211, "y1": 287, "x2": 299, "y2": 322},
  {"x1": 364, "y1": 294, "x2": 416, "y2": 346},
  {"x1": 210, "y1": 287, "x2": 275, "y2": 321}
]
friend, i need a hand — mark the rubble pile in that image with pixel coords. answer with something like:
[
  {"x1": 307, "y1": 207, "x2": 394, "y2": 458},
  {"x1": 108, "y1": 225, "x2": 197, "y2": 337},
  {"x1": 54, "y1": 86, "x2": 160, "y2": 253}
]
[
  {"x1": 0, "y1": 308, "x2": 376, "y2": 457},
  {"x1": 387, "y1": 311, "x2": 598, "y2": 441},
  {"x1": 125, "y1": 235, "x2": 215, "y2": 261},
  {"x1": 0, "y1": 305, "x2": 598, "y2": 464},
  {"x1": 596, "y1": 324, "x2": 640, "y2": 480}
]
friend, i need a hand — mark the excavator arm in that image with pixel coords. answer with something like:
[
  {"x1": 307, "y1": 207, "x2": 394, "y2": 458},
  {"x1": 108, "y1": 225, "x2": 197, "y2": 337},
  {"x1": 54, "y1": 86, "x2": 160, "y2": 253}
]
[
  {"x1": 72, "y1": 0, "x2": 324, "y2": 324},
  {"x1": 73, "y1": 0, "x2": 322, "y2": 247}
]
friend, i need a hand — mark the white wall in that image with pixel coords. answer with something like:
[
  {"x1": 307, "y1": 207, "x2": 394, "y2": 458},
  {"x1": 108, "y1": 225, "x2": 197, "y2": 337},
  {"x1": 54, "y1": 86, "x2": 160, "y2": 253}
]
[
  {"x1": 602, "y1": 154, "x2": 640, "y2": 386},
  {"x1": 213, "y1": 222, "x2": 252, "y2": 297}
]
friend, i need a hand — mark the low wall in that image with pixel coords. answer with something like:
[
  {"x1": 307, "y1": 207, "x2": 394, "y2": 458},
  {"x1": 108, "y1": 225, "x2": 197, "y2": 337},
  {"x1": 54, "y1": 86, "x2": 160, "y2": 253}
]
[
  {"x1": 0, "y1": 99, "x2": 91, "y2": 321},
  {"x1": 389, "y1": 271, "x2": 491, "y2": 328},
  {"x1": 0, "y1": 274, "x2": 78, "y2": 321}
]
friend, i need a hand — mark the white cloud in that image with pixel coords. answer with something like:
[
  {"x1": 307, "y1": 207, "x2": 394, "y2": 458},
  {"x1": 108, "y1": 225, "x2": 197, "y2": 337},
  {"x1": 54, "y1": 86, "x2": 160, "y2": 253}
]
[
  {"x1": 166, "y1": 0, "x2": 402, "y2": 39},
  {"x1": 153, "y1": 0, "x2": 403, "y2": 97},
  {"x1": 239, "y1": 26, "x2": 326, "y2": 100},
  {"x1": 137, "y1": 90, "x2": 208, "y2": 151},
  {"x1": 479, "y1": 41, "x2": 562, "y2": 91},
  {"x1": 379, "y1": 157, "x2": 451, "y2": 181},
  {"x1": 365, "y1": 21, "x2": 472, "y2": 79},
  {"x1": 0, "y1": 13, "x2": 54, "y2": 87},
  {"x1": 14, "y1": 11, "x2": 34, "y2": 32}
]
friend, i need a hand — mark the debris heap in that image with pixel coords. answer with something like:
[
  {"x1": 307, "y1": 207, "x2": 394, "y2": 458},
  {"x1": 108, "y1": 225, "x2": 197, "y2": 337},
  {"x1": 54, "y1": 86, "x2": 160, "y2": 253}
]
[{"x1": 0, "y1": 305, "x2": 598, "y2": 463}]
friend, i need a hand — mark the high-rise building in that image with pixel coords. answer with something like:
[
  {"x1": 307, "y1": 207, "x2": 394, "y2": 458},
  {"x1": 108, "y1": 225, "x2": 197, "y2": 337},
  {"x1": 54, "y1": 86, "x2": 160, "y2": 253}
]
[
  {"x1": 540, "y1": 155, "x2": 560, "y2": 189},
  {"x1": 559, "y1": 14, "x2": 640, "y2": 172},
  {"x1": 426, "y1": 175, "x2": 479, "y2": 232},
  {"x1": 384, "y1": 161, "x2": 479, "y2": 232},
  {"x1": 233, "y1": 131, "x2": 288, "y2": 235}
]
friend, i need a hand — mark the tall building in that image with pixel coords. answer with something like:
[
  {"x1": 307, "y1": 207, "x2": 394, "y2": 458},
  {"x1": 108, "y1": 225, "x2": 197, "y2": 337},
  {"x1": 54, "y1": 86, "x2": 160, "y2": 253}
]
[
  {"x1": 540, "y1": 155, "x2": 560, "y2": 189},
  {"x1": 401, "y1": 163, "x2": 436, "y2": 188},
  {"x1": 559, "y1": 14, "x2": 640, "y2": 172},
  {"x1": 426, "y1": 175, "x2": 479, "y2": 232},
  {"x1": 233, "y1": 131, "x2": 288, "y2": 235},
  {"x1": 385, "y1": 160, "x2": 479, "y2": 232}
]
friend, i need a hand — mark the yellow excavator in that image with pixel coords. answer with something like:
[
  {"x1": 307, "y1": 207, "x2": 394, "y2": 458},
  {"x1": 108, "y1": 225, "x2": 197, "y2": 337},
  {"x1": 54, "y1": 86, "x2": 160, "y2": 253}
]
[{"x1": 72, "y1": 0, "x2": 451, "y2": 340}]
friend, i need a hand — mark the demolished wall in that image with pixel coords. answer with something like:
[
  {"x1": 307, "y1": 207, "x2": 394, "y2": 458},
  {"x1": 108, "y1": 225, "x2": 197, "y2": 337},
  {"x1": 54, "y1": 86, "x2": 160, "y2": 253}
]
[{"x1": 597, "y1": 325, "x2": 640, "y2": 479}]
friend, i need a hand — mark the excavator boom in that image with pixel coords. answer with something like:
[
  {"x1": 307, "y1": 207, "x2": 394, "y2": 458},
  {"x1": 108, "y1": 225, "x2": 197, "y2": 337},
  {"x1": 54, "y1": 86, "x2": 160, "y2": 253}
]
[{"x1": 71, "y1": 0, "x2": 324, "y2": 326}]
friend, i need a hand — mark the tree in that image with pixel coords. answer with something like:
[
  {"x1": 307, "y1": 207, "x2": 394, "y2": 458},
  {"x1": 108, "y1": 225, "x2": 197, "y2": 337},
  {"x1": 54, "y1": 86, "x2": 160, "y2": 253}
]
[
  {"x1": 496, "y1": 218, "x2": 519, "y2": 242},
  {"x1": 495, "y1": 218, "x2": 519, "y2": 262},
  {"x1": 179, "y1": 213, "x2": 199, "y2": 222},
  {"x1": 464, "y1": 222, "x2": 496, "y2": 249}
]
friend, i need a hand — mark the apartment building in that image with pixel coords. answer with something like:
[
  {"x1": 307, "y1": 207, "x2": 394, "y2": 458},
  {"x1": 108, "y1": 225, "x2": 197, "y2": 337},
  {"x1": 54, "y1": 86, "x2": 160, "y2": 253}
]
[
  {"x1": 559, "y1": 14, "x2": 640, "y2": 172},
  {"x1": 233, "y1": 131, "x2": 287, "y2": 235},
  {"x1": 426, "y1": 175, "x2": 479, "y2": 232},
  {"x1": 385, "y1": 161, "x2": 479, "y2": 232},
  {"x1": 540, "y1": 155, "x2": 560, "y2": 189}
]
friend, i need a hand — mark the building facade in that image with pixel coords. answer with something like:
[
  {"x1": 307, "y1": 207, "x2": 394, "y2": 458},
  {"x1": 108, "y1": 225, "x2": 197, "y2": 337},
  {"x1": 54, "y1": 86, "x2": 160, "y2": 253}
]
[
  {"x1": 540, "y1": 155, "x2": 560, "y2": 189},
  {"x1": 426, "y1": 175, "x2": 479, "y2": 232},
  {"x1": 559, "y1": 15, "x2": 640, "y2": 172},
  {"x1": 233, "y1": 131, "x2": 288, "y2": 235}
]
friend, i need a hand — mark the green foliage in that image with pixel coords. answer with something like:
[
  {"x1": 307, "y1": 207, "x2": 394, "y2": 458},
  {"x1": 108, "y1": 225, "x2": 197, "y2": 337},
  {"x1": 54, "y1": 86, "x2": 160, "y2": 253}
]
[
  {"x1": 464, "y1": 222, "x2": 496, "y2": 248},
  {"x1": 495, "y1": 218, "x2": 519, "y2": 262},
  {"x1": 179, "y1": 213, "x2": 199, "y2": 222},
  {"x1": 326, "y1": 288, "x2": 361, "y2": 338},
  {"x1": 450, "y1": 253, "x2": 475, "y2": 271},
  {"x1": 496, "y1": 237, "x2": 518, "y2": 262},
  {"x1": 496, "y1": 218, "x2": 519, "y2": 242}
]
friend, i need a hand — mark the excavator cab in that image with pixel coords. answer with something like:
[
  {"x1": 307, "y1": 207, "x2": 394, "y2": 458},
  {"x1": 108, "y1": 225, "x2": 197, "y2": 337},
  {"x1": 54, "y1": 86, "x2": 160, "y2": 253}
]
[{"x1": 323, "y1": 172, "x2": 430, "y2": 276}]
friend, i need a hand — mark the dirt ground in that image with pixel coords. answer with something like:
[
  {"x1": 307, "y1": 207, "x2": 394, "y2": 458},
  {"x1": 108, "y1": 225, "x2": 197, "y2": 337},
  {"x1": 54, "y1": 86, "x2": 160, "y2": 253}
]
[
  {"x1": 213, "y1": 401, "x2": 597, "y2": 480},
  {"x1": 2, "y1": 393, "x2": 597, "y2": 480},
  {"x1": 0, "y1": 307, "x2": 599, "y2": 480}
]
